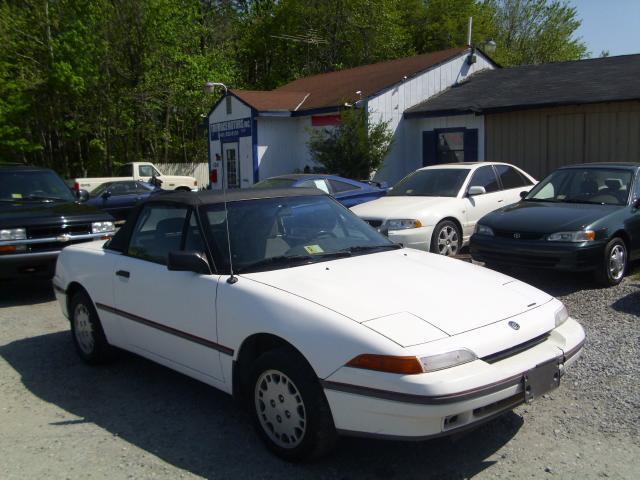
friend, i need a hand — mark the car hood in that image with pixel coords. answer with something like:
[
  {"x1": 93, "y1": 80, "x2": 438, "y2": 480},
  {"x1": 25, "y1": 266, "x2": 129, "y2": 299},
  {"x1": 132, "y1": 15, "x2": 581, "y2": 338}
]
[
  {"x1": 482, "y1": 201, "x2": 621, "y2": 233},
  {"x1": 243, "y1": 249, "x2": 552, "y2": 337},
  {"x1": 0, "y1": 201, "x2": 112, "y2": 228},
  {"x1": 350, "y1": 196, "x2": 454, "y2": 220}
]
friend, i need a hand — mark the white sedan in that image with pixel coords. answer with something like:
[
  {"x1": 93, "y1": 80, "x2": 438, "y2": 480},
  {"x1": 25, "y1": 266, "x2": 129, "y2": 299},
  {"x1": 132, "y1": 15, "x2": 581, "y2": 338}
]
[
  {"x1": 53, "y1": 188, "x2": 584, "y2": 461},
  {"x1": 352, "y1": 162, "x2": 536, "y2": 255}
]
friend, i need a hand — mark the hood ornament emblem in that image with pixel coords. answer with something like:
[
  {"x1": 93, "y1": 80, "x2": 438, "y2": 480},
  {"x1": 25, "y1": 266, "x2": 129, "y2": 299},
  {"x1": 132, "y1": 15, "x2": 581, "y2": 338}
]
[
  {"x1": 508, "y1": 321, "x2": 520, "y2": 330},
  {"x1": 513, "y1": 233, "x2": 521, "y2": 239},
  {"x1": 57, "y1": 234, "x2": 71, "y2": 243}
]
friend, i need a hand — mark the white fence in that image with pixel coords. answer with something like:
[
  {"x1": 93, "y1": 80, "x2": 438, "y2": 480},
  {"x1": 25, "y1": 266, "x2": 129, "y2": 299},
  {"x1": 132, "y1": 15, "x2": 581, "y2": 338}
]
[{"x1": 156, "y1": 162, "x2": 209, "y2": 189}]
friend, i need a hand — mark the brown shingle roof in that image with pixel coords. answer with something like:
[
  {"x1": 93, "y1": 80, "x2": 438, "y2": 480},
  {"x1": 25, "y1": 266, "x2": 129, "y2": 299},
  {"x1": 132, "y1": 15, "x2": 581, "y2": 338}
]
[{"x1": 233, "y1": 47, "x2": 469, "y2": 112}]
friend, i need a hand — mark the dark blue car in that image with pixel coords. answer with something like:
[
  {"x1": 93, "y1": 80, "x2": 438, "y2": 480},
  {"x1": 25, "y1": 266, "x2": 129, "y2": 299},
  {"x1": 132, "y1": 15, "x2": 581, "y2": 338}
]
[
  {"x1": 253, "y1": 174, "x2": 387, "y2": 208},
  {"x1": 85, "y1": 180, "x2": 159, "y2": 221}
]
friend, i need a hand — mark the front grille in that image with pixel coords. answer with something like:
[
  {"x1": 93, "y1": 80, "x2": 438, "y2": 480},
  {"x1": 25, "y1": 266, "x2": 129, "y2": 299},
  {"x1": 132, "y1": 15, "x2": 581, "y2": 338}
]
[
  {"x1": 364, "y1": 219, "x2": 383, "y2": 228},
  {"x1": 474, "y1": 250, "x2": 560, "y2": 268},
  {"x1": 25, "y1": 223, "x2": 93, "y2": 253},
  {"x1": 482, "y1": 332, "x2": 551, "y2": 364},
  {"x1": 494, "y1": 229, "x2": 544, "y2": 240}
]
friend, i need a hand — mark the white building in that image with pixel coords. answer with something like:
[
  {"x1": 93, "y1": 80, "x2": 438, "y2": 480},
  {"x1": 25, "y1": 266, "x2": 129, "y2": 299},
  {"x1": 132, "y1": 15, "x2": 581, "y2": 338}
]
[{"x1": 207, "y1": 46, "x2": 496, "y2": 190}]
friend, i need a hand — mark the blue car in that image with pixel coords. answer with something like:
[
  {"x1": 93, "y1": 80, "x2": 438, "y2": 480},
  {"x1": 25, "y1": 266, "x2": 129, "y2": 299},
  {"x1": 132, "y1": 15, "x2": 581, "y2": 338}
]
[
  {"x1": 253, "y1": 174, "x2": 387, "y2": 207},
  {"x1": 85, "y1": 180, "x2": 159, "y2": 221}
]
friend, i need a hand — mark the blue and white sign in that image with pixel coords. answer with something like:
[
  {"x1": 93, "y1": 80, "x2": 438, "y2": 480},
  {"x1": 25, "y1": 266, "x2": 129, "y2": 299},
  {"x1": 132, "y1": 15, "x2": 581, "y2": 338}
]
[{"x1": 210, "y1": 118, "x2": 252, "y2": 141}]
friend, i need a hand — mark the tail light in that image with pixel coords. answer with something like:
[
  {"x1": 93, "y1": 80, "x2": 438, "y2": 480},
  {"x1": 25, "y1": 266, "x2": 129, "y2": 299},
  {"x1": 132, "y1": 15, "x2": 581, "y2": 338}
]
[{"x1": 210, "y1": 169, "x2": 218, "y2": 184}]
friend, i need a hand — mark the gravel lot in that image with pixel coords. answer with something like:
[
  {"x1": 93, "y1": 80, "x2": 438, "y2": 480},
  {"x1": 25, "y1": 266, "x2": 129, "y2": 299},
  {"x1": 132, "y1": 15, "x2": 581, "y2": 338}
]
[{"x1": 1, "y1": 265, "x2": 638, "y2": 479}]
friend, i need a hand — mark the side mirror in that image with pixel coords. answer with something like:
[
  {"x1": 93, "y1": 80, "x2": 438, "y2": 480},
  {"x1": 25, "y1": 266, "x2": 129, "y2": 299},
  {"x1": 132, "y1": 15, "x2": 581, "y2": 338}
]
[
  {"x1": 520, "y1": 190, "x2": 529, "y2": 199},
  {"x1": 101, "y1": 191, "x2": 112, "y2": 199},
  {"x1": 468, "y1": 186, "x2": 486, "y2": 196},
  {"x1": 77, "y1": 189, "x2": 90, "y2": 202},
  {"x1": 167, "y1": 251, "x2": 211, "y2": 275}
]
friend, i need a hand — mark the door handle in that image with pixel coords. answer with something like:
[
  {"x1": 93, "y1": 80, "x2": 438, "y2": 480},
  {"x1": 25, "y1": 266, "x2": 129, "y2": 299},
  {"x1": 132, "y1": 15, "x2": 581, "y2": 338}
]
[{"x1": 115, "y1": 270, "x2": 130, "y2": 278}]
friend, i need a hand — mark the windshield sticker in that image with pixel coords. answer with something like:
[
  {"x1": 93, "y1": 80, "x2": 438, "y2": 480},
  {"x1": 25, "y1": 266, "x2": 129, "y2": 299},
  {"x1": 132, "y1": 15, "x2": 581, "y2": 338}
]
[
  {"x1": 304, "y1": 244, "x2": 324, "y2": 254},
  {"x1": 11, "y1": 193, "x2": 22, "y2": 199}
]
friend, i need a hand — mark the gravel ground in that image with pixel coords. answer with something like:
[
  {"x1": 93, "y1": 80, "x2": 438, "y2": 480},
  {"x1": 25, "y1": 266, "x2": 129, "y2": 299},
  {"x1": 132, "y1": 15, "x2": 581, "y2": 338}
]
[{"x1": 0, "y1": 265, "x2": 638, "y2": 479}]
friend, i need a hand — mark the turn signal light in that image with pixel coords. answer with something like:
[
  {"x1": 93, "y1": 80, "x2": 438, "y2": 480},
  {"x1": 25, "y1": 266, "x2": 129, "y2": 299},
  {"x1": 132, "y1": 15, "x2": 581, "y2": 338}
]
[
  {"x1": 0, "y1": 245, "x2": 17, "y2": 253},
  {"x1": 346, "y1": 354, "x2": 424, "y2": 374}
]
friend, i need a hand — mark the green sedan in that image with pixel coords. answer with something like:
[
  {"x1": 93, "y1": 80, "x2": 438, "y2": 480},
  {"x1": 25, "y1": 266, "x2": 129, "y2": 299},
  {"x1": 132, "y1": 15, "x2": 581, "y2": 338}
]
[{"x1": 470, "y1": 163, "x2": 640, "y2": 286}]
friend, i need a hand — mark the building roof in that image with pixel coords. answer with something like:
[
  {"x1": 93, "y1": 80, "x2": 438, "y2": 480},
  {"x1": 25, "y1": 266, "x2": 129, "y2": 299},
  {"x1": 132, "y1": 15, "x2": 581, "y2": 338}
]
[
  {"x1": 232, "y1": 47, "x2": 469, "y2": 113},
  {"x1": 405, "y1": 54, "x2": 640, "y2": 117}
]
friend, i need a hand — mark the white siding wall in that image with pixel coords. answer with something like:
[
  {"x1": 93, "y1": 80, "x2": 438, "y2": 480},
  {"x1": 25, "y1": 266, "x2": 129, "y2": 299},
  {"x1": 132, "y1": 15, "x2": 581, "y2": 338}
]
[{"x1": 368, "y1": 51, "x2": 494, "y2": 183}]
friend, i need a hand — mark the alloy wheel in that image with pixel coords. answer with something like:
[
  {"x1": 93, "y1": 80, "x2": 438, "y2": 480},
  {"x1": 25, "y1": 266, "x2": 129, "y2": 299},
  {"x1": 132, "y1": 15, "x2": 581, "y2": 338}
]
[
  {"x1": 437, "y1": 225, "x2": 459, "y2": 256},
  {"x1": 608, "y1": 244, "x2": 626, "y2": 281}
]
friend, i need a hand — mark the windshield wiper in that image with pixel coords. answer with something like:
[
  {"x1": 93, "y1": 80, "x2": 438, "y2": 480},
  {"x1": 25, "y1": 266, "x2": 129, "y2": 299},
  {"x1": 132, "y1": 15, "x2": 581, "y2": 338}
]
[
  {"x1": 345, "y1": 244, "x2": 401, "y2": 253},
  {"x1": 561, "y1": 198, "x2": 603, "y2": 205},
  {"x1": 236, "y1": 254, "x2": 314, "y2": 273},
  {"x1": 523, "y1": 198, "x2": 558, "y2": 203},
  {"x1": 24, "y1": 195, "x2": 68, "y2": 202}
]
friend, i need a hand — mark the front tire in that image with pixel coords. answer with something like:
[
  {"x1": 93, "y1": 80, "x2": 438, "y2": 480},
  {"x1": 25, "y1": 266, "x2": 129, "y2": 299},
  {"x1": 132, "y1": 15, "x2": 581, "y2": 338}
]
[
  {"x1": 594, "y1": 237, "x2": 627, "y2": 287},
  {"x1": 249, "y1": 348, "x2": 337, "y2": 461},
  {"x1": 70, "y1": 291, "x2": 114, "y2": 364},
  {"x1": 430, "y1": 220, "x2": 462, "y2": 256}
]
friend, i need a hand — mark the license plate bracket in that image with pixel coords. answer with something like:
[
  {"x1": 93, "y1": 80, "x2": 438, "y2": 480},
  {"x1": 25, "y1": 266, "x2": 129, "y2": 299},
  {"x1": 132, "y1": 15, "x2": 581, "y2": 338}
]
[{"x1": 523, "y1": 358, "x2": 560, "y2": 403}]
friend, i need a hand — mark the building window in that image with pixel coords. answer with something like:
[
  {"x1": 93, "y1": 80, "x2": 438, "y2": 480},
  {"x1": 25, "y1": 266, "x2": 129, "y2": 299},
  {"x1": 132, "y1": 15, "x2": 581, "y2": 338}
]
[
  {"x1": 226, "y1": 96, "x2": 232, "y2": 115},
  {"x1": 437, "y1": 131, "x2": 465, "y2": 163}
]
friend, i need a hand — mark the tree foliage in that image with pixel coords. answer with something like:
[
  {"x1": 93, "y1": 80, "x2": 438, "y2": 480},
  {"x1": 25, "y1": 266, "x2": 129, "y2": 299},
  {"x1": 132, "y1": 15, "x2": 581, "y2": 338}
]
[
  {"x1": 0, "y1": 0, "x2": 588, "y2": 177},
  {"x1": 307, "y1": 108, "x2": 394, "y2": 179}
]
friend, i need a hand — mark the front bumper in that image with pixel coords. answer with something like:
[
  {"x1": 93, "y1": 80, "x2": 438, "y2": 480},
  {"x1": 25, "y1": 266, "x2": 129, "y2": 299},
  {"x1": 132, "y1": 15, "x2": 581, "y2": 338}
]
[
  {"x1": 322, "y1": 318, "x2": 585, "y2": 439},
  {"x1": 470, "y1": 234, "x2": 605, "y2": 271}
]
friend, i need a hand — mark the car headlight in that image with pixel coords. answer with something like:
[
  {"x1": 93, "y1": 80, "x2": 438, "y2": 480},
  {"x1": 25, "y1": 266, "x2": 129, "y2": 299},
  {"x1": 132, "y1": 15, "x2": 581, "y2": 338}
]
[
  {"x1": 547, "y1": 230, "x2": 595, "y2": 242},
  {"x1": 554, "y1": 304, "x2": 569, "y2": 327},
  {"x1": 420, "y1": 349, "x2": 477, "y2": 372},
  {"x1": 386, "y1": 219, "x2": 422, "y2": 230},
  {"x1": 474, "y1": 224, "x2": 494, "y2": 236},
  {"x1": 92, "y1": 221, "x2": 115, "y2": 234},
  {"x1": 0, "y1": 228, "x2": 26, "y2": 241}
]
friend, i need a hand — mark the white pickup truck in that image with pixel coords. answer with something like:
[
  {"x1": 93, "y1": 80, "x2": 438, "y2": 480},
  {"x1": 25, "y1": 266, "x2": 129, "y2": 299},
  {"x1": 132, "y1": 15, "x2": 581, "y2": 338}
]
[{"x1": 69, "y1": 162, "x2": 198, "y2": 193}]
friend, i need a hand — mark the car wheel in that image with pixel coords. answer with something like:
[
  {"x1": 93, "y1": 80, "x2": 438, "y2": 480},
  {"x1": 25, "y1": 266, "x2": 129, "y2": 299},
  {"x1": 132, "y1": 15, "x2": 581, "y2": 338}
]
[
  {"x1": 430, "y1": 220, "x2": 462, "y2": 256},
  {"x1": 594, "y1": 237, "x2": 627, "y2": 287},
  {"x1": 249, "y1": 348, "x2": 337, "y2": 461},
  {"x1": 70, "y1": 291, "x2": 114, "y2": 364}
]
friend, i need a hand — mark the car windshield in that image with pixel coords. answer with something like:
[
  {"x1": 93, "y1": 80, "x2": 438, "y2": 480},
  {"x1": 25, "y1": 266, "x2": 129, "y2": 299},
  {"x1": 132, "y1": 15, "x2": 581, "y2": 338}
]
[
  {"x1": 525, "y1": 168, "x2": 633, "y2": 206},
  {"x1": 0, "y1": 170, "x2": 75, "y2": 202},
  {"x1": 388, "y1": 169, "x2": 470, "y2": 197},
  {"x1": 253, "y1": 178, "x2": 297, "y2": 189},
  {"x1": 201, "y1": 195, "x2": 398, "y2": 274}
]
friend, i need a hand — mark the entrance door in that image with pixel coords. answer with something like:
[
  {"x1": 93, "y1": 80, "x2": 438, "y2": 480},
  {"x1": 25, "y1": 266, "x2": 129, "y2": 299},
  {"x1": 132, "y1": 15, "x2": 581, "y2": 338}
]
[{"x1": 223, "y1": 143, "x2": 240, "y2": 189}]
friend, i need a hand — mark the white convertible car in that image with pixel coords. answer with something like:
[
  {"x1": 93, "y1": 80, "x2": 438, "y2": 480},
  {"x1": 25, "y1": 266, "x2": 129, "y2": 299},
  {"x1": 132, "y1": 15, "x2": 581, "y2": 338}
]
[
  {"x1": 53, "y1": 189, "x2": 584, "y2": 461},
  {"x1": 352, "y1": 162, "x2": 536, "y2": 256}
]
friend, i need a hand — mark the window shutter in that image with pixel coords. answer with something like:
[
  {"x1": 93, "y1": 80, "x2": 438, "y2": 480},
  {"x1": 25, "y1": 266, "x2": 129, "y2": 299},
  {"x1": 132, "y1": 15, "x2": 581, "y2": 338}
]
[
  {"x1": 464, "y1": 129, "x2": 479, "y2": 162},
  {"x1": 422, "y1": 131, "x2": 437, "y2": 167}
]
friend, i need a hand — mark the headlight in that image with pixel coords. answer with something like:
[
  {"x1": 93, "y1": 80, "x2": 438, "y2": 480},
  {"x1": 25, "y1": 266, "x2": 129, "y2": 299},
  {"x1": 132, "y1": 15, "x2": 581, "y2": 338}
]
[
  {"x1": 386, "y1": 219, "x2": 423, "y2": 230},
  {"x1": 475, "y1": 224, "x2": 494, "y2": 236},
  {"x1": 0, "y1": 228, "x2": 26, "y2": 241},
  {"x1": 547, "y1": 230, "x2": 595, "y2": 242},
  {"x1": 92, "y1": 221, "x2": 115, "y2": 234},
  {"x1": 420, "y1": 349, "x2": 477, "y2": 372},
  {"x1": 554, "y1": 304, "x2": 569, "y2": 327}
]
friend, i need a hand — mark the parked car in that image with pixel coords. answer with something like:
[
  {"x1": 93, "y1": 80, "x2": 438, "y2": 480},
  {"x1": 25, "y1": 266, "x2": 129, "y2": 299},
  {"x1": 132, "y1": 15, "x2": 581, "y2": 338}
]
[
  {"x1": 351, "y1": 162, "x2": 536, "y2": 256},
  {"x1": 470, "y1": 163, "x2": 640, "y2": 286},
  {"x1": 69, "y1": 162, "x2": 198, "y2": 193},
  {"x1": 253, "y1": 174, "x2": 387, "y2": 207},
  {"x1": 84, "y1": 180, "x2": 159, "y2": 221},
  {"x1": 53, "y1": 188, "x2": 584, "y2": 460},
  {"x1": 0, "y1": 164, "x2": 115, "y2": 280}
]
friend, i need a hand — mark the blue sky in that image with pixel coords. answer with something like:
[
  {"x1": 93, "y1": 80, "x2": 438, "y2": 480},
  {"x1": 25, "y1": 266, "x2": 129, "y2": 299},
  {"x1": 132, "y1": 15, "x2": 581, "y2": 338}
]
[{"x1": 572, "y1": 0, "x2": 640, "y2": 56}]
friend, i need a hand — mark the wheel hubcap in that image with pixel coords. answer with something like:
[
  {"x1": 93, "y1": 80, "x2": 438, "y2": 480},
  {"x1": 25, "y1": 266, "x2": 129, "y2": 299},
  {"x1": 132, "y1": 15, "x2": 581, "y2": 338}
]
[
  {"x1": 255, "y1": 370, "x2": 306, "y2": 449},
  {"x1": 608, "y1": 244, "x2": 626, "y2": 281},
  {"x1": 437, "y1": 226, "x2": 459, "y2": 256},
  {"x1": 74, "y1": 303, "x2": 94, "y2": 355}
]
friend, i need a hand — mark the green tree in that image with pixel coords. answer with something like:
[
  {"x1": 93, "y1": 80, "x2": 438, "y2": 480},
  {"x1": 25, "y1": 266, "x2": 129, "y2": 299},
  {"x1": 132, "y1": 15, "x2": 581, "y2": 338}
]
[{"x1": 307, "y1": 107, "x2": 393, "y2": 179}]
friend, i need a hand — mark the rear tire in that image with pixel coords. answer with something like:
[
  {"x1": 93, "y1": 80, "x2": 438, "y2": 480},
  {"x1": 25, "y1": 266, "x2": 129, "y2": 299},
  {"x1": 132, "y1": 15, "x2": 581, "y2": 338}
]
[
  {"x1": 594, "y1": 237, "x2": 627, "y2": 287},
  {"x1": 70, "y1": 291, "x2": 114, "y2": 364},
  {"x1": 430, "y1": 220, "x2": 462, "y2": 256},
  {"x1": 248, "y1": 348, "x2": 337, "y2": 461}
]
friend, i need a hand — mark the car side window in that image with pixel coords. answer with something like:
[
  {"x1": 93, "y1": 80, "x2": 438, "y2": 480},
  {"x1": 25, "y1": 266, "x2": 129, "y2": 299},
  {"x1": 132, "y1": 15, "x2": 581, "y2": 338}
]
[
  {"x1": 128, "y1": 205, "x2": 188, "y2": 265},
  {"x1": 468, "y1": 166, "x2": 500, "y2": 193},
  {"x1": 634, "y1": 173, "x2": 640, "y2": 201},
  {"x1": 328, "y1": 179, "x2": 359, "y2": 194},
  {"x1": 138, "y1": 165, "x2": 154, "y2": 177},
  {"x1": 494, "y1": 165, "x2": 532, "y2": 189},
  {"x1": 184, "y1": 212, "x2": 206, "y2": 255}
]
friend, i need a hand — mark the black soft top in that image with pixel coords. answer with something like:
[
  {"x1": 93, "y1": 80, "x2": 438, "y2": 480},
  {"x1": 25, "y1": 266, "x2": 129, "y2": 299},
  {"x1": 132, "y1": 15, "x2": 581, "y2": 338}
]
[{"x1": 106, "y1": 187, "x2": 325, "y2": 252}]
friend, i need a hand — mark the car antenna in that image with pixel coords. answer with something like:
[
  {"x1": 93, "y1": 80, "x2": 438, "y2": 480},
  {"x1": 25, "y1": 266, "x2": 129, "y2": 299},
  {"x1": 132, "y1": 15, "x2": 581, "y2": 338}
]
[{"x1": 206, "y1": 82, "x2": 238, "y2": 284}]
